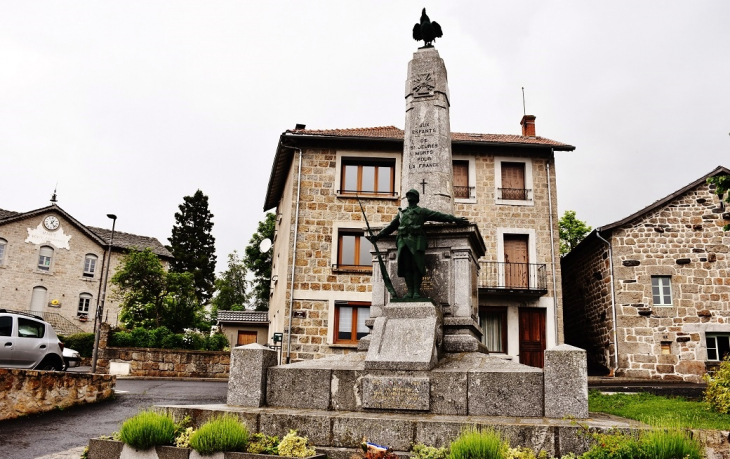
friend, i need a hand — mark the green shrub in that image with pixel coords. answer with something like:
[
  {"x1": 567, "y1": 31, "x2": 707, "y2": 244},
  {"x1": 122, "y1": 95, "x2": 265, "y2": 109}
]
[
  {"x1": 581, "y1": 429, "x2": 643, "y2": 459},
  {"x1": 182, "y1": 331, "x2": 206, "y2": 350},
  {"x1": 161, "y1": 333, "x2": 185, "y2": 349},
  {"x1": 110, "y1": 331, "x2": 135, "y2": 347},
  {"x1": 149, "y1": 326, "x2": 172, "y2": 348},
  {"x1": 412, "y1": 442, "x2": 448, "y2": 459},
  {"x1": 119, "y1": 410, "x2": 176, "y2": 450},
  {"x1": 58, "y1": 332, "x2": 95, "y2": 357},
  {"x1": 277, "y1": 430, "x2": 316, "y2": 458},
  {"x1": 130, "y1": 327, "x2": 152, "y2": 348},
  {"x1": 189, "y1": 414, "x2": 249, "y2": 454},
  {"x1": 247, "y1": 433, "x2": 280, "y2": 455},
  {"x1": 206, "y1": 333, "x2": 229, "y2": 351},
  {"x1": 505, "y1": 446, "x2": 551, "y2": 459},
  {"x1": 448, "y1": 428, "x2": 508, "y2": 459},
  {"x1": 640, "y1": 428, "x2": 703, "y2": 459},
  {"x1": 705, "y1": 356, "x2": 730, "y2": 413}
]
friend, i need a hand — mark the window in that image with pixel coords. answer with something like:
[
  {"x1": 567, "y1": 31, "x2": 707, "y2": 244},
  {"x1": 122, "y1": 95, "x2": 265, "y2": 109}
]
[
  {"x1": 335, "y1": 230, "x2": 373, "y2": 272},
  {"x1": 0, "y1": 316, "x2": 12, "y2": 337},
  {"x1": 500, "y1": 162, "x2": 527, "y2": 200},
  {"x1": 30, "y1": 286, "x2": 47, "y2": 313},
  {"x1": 707, "y1": 334, "x2": 730, "y2": 361},
  {"x1": 17, "y1": 317, "x2": 45, "y2": 338},
  {"x1": 340, "y1": 158, "x2": 395, "y2": 196},
  {"x1": 480, "y1": 308, "x2": 507, "y2": 353},
  {"x1": 38, "y1": 246, "x2": 53, "y2": 271},
  {"x1": 0, "y1": 238, "x2": 7, "y2": 265},
  {"x1": 334, "y1": 301, "x2": 370, "y2": 344},
  {"x1": 453, "y1": 160, "x2": 470, "y2": 198},
  {"x1": 495, "y1": 157, "x2": 533, "y2": 205},
  {"x1": 83, "y1": 254, "x2": 98, "y2": 278},
  {"x1": 651, "y1": 276, "x2": 672, "y2": 306},
  {"x1": 78, "y1": 293, "x2": 92, "y2": 316}
]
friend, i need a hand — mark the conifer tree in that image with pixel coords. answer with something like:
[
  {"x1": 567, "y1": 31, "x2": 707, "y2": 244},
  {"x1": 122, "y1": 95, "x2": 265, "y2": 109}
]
[
  {"x1": 244, "y1": 213, "x2": 275, "y2": 311},
  {"x1": 167, "y1": 190, "x2": 217, "y2": 303}
]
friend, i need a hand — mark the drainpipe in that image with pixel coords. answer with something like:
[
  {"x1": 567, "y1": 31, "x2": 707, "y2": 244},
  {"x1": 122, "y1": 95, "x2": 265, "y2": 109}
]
[
  {"x1": 596, "y1": 229, "x2": 619, "y2": 376},
  {"x1": 286, "y1": 147, "x2": 303, "y2": 364},
  {"x1": 546, "y1": 159, "x2": 559, "y2": 346}
]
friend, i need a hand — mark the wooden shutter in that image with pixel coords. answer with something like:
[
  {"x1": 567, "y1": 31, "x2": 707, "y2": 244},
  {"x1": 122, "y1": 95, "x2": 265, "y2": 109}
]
[
  {"x1": 501, "y1": 162, "x2": 525, "y2": 190},
  {"x1": 453, "y1": 161, "x2": 469, "y2": 198},
  {"x1": 504, "y1": 235, "x2": 529, "y2": 288}
]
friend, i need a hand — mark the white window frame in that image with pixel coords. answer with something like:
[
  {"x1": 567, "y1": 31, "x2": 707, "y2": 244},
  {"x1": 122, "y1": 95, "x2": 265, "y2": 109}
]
[
  {"x1": 37, "y1": 245, "x2": 54, "y2": 272},
  {"x1": 453, "y1": 155, "x2": 476, "y2": 204},
  {"x1": 706, "y1": 333, "x2": 730, "y2": 361},
  {"x1": 494, "y1": 157, "x2": 534, "y2": 206},
  {"x1": 496, "y1": 228, "x2": 538, "y2": 289},
  {"x1": 0, "y1": 238, "x2": 7, "y2": 266},
  {"x1": 335, "y1": 151, "x2": 401, "y2": 200},
  {"x1": 78, "y1": 293, "x2": 93, "y2": 316},
  {"x1": 330, "y1": 222, "x2": 373, "y2": 273},
  {"x1": 651, "y1": 275, "x2": 673, "y2": 306},
  {"x1": 83, "y1": 254, "x2": 98, "y2": 278}
]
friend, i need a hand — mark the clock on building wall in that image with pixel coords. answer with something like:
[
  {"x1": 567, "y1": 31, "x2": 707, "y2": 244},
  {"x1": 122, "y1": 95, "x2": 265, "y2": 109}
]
[{"x1": 43, "y1": 215, "x2": 60, "y2": 231}]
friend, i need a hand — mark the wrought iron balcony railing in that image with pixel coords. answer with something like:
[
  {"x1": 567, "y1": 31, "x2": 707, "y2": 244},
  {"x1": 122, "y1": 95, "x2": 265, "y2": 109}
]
[
  {"x1": 498, "y1": 188, "x2": 531, "y2": 201},
  {"x1": 478, "y1": 262, "x2": 547, "y2": 294},
  {"x1": 454, "y1": 186, "x2": 475, "y2": 199}
]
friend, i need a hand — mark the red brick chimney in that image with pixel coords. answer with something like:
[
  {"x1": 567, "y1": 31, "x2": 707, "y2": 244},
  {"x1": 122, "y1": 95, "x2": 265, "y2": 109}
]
[{"x1": 520, "y1": 115, "x2": 536, "y2": 137}]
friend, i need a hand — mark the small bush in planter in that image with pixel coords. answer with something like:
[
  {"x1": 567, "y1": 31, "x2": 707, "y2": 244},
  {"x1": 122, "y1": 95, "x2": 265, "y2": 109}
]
[
  {"x1": 189, "y1": 414, "x2": 249, "y2": 454},
  {"x1": 247, "y1": 433, "x2": 280, "y2": 455},
  {"x1": 448, "y1": 428, "x2": 508, "y2": 459},
  {"x1": 119, "y1": 410, "x2": 176, "y2": 450},
  {"x1": 277, "y1": 430, "x2": 316, "y2": 458},
  {"x1": 640, "y1": 428, "x2": 703, "y2": 459},
  {"x1": 411, "y1": 442, "x2": 448, "y2": 459}
]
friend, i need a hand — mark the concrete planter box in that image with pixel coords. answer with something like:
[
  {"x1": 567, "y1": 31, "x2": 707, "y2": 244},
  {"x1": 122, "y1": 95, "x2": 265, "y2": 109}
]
[{"x1": 88, "y1": 439, "x2": 325, "y2": 459}]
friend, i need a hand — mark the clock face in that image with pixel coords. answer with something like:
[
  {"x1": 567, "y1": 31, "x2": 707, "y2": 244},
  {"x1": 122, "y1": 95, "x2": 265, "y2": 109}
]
[{"x1": 43, "y1": 215, "x2": 60, "y2": 231}]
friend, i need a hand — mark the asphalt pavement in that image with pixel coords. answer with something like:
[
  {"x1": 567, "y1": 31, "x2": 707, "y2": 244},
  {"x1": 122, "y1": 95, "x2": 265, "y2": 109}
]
[{"x1": 0, "y1": 377, "x2": 228, "y2": 459}]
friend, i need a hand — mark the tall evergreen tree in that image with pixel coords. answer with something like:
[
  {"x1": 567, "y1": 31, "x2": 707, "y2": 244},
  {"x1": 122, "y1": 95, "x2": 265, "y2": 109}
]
[
  {"x1": 244, "y1": 213, "x2": 275, "y2": 311},
  {"x1": 167, "y1": 190, "x2": 217, "y2": 303},
  {"x1": 212, "y1": 251, "x2": 249, "y2": 313}
]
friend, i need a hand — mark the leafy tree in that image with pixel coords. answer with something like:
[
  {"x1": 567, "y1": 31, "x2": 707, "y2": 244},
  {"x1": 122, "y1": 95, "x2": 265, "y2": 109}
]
[
  {"x1": 212, "y1": 251, "x2": 249, "y2": 315},
  {"x1": 167, "y1": 190, "x2": 217, "y2": 303},
  {"x1": 111, "y1": 248, "x2": 205, "y2": 332},
  {"x1": 244, "y1": 213, "x2": 275, "y2": 311},
  {"x1": 559, "y1": 210, "x2": 592, "y2": 256},
  {"x1": 707, "y1": 174, "x2": 730, "y2": 231}
]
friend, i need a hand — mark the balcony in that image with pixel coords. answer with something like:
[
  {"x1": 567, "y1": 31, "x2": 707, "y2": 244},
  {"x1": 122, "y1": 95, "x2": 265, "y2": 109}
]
[
  {"x1": 478, "y1": 262, "x2": 548, "y2": 295},
  {"x1": 498, "y1": 188, "x2": 531, "y2": 201},
  {"x1": 454, "y1": 186, "x2": 475, "y2": 199}
]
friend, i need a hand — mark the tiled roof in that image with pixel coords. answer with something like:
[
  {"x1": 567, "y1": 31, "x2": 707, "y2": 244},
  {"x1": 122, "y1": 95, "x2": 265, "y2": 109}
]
[
  {"x1": 286, "y1": 126, "x2": 574, "y2": 149},
  {"x1": 0, "y1": 209, "x2": 21, "y2": 220},
  {"x1": 217, "y1": 310, "x2": 269, "y2": 323},
  {"x1": 88, "y1": 226, "x2": 173, "y2": 259}
]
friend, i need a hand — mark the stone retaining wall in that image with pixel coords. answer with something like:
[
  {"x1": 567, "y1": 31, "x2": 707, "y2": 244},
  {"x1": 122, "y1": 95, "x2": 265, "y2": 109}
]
[
  {"x1": 97, "y1": 347, "x2": 230, "y2": 378},
  {"x1": 0, "y1": 369, "x2": 115, "y2": 421}
]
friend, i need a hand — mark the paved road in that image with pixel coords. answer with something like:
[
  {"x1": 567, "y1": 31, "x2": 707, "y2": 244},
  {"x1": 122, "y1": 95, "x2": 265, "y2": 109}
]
[{"x1": 0, "y1": 378, "x2": 228, "y2": 459}]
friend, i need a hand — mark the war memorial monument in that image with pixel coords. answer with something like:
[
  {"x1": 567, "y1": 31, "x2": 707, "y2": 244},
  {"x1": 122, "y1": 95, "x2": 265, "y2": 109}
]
[{"x1": 162, "y1": 10, "x2": 605, "y2": 458}]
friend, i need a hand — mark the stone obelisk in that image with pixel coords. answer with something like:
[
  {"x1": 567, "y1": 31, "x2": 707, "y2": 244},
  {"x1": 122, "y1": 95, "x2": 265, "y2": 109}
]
[{"x1": 401, "y1": 48, "x2": 453, "y2": 213}]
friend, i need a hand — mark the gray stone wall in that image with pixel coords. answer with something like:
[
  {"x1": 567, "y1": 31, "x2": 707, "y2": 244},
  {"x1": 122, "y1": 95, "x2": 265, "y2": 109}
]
[
  {"x1": 97, "y1": 347, "x2": 230, "y2": 378},
  {"x1": 0, "y1": 368, "x2": 115, "y2": 421},
  {"x1": 563, "y1": 181, "x2": 730, "y2": 381}
]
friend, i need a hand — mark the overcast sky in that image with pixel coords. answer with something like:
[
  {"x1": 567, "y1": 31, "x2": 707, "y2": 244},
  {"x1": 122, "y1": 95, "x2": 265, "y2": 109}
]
[{"x1": 2, "y1": 1, "x2": 728, "y2": 272}]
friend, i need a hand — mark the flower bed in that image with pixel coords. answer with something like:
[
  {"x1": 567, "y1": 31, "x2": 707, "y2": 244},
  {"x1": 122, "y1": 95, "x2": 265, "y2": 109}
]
[{"x1": 86, "y1": 440, "x2": 325, "y2": 459}]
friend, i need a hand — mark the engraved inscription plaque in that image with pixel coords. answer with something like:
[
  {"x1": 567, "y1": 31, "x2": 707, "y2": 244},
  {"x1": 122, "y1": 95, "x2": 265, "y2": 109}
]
[{"x1": 362, "y1": 376, "x2": 430, "y2": 410}]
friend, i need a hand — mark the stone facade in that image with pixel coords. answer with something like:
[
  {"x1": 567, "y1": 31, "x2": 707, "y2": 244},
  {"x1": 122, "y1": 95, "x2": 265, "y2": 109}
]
[
  {"x1": 562, "y1": 167, "x2": 730, "y2": 381},
  {"x1": 0, "y1": 204, "x2": 171, "y2": 333},
  {"x1": 0, "y1": 368, "x2": 115, "y2": 421},
  {"x1": 265, "y1": 126, "x2": 573, "y2": 363}
]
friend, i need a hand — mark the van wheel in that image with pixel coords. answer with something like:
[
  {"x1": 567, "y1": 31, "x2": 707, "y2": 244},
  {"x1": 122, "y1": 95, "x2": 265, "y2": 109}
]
[{"x1": 37, "y1": 357, "x2": 63, "y2": 371}]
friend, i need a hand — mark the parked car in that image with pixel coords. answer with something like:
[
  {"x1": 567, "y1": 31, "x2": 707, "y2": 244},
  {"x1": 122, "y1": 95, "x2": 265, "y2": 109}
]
[
  {"x1": 63, "y1": 347, "x2": 81, "y2": 368},
  {"x1": 0, "y1": 309, "x2": 65, "y2": 371}
]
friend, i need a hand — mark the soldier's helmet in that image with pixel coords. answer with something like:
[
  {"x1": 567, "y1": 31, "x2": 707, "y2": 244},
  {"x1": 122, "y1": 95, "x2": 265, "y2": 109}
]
[{"x1": 406, "y1": 189, "x2": 420, "y2": 201}]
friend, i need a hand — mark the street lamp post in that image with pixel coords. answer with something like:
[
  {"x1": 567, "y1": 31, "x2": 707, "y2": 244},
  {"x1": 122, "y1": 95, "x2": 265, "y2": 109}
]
[{"x1": 91, "y1": 214, "x2": 117, "y2": 373}]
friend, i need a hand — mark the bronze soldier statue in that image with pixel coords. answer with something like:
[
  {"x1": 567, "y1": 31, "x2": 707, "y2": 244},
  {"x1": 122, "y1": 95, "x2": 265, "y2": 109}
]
[{"x1": 368, "y1": 189, "x2": 467, "y2": 299}]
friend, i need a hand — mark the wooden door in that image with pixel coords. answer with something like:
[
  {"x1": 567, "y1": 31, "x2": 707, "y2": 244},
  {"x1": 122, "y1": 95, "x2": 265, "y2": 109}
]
[
  {"x1": 453, "y1": 161, "x2": 469, "y2": 198},
  {"x1": 504, "y1": 235, "x2": 529, "y2": 288},
  {"x1": 237, "y1": 331, "x2": 257, "y2": 346},
  {"x1": 519, "y1": 308, "x2": 546, "y2": 368}
]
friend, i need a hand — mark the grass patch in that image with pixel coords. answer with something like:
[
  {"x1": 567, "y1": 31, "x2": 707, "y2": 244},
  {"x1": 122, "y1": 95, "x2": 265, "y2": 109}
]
[{"x1": 589, "y1": 390, "x2": 730, "y2": 430}]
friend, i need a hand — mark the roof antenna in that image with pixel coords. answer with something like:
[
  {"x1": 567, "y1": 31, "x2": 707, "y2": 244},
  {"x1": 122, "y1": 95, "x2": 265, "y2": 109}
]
[
  {"x1": 50, "y1": 184, "x2": 58, "y2": 204},
  {"x1": 521, "y1": 87, "x2": 526, "y2": 117}
]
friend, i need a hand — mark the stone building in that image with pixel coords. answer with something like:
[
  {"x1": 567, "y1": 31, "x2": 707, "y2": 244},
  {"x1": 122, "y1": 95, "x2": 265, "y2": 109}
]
[
  {"x1": 562, "y1": 166, "x2": 730, "y2": 382},
  {"x1": 263, "y1": 120, "x2": 575, "y2": 364},
  {"x1": 0, "y1": 202, "x2": 172, "y2": 334},
  {"x1": 217, "y1": 310, "x2": 270, "y2": 347}
]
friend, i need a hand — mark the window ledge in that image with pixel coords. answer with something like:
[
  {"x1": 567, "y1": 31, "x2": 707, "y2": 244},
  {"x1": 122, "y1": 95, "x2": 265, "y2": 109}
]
[
  {"x1": 455, "y1": 198, "x2": 477, "y2": 204},
  {"x1": 336, "y1": 193, "x2": 399, "y2": 201},
  {"x1": 80, "y1": 277, "x2": 98, "y2": 282},
  {"x1": 496, "y1": 199, "x2": 534, "y2": 207},
  {"x1": 332, "y1": 268, "x2": 373, "y2": 275},
  {"x1": 329, "y1": 343, "x2": 359, "y2": 349},
  {"x1": 34, "y1": 270, "x2": 53, "y2": 275}
]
